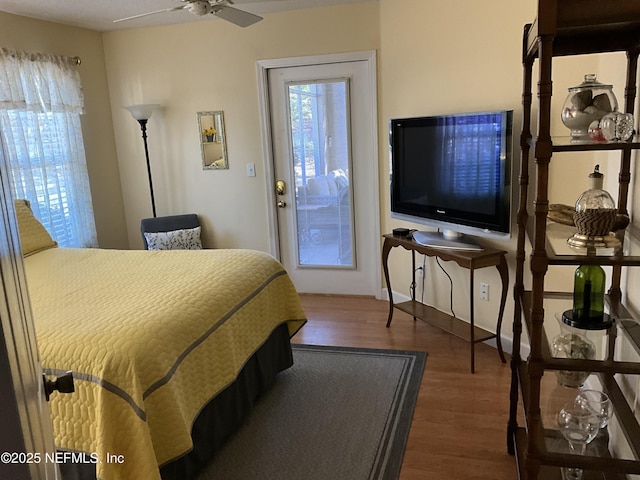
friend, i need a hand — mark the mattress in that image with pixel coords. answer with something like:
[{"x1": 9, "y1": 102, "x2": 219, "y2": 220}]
[{"x1": 24, "y1": 247, "x2": 306, "y2": 480}]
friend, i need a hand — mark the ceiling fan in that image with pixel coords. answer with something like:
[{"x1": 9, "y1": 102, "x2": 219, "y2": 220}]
[{"x1": 113, "y1": 0, "x2": 263, "y2": 27}]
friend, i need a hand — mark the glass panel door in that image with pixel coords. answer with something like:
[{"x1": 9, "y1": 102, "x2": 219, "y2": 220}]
[
  {"x1": 287, "y1": 79, "x2": 354, "y2": 267},
  {"x1": 265, "y1": 55, "x2": 379, "y2": 295}
]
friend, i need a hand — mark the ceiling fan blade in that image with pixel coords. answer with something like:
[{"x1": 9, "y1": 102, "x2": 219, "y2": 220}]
[
  {"x1": 213, "y1": 5, "x2": 263, "y2": 27},
  {"x1": 113, "y1": 6, "x2": 186, "y2": 23}
]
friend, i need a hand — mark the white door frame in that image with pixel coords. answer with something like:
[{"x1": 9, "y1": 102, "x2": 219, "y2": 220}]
[{"x1": 256, "y1": 50, "x2": 382, "y2": 298}]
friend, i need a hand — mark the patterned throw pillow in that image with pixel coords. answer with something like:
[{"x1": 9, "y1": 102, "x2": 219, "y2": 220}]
[
  {"x1": 13, "y1": 199, "x2": 58, "y2": 256},
  {"x1": 144, "y1": 227, "x2": 202, "y2": 250}
]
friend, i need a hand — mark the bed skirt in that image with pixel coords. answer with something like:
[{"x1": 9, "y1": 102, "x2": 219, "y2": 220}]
[{"x1": 58, "y1": 323, "x2": 293, "y2": 480}]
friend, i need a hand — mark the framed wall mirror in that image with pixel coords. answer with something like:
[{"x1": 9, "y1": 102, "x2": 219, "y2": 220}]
[{"x1": 198, "y1": 111, "x2": 228, "y2": 170}]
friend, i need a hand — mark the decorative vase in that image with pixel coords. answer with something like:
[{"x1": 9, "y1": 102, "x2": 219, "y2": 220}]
[
  {"x1": 551, "y1": 332, "x2": 596, "y2": 387},
  {"x1": 561, "y1": 74, "x2": 617, "y2": 141},
  {"x1": 567, "y1": 165, "x2": 620, "y2": 249}
]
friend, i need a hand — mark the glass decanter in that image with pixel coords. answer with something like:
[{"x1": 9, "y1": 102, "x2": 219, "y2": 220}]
[{"x1": 568, "y1": 165, "x2": 620, "y2": 249}]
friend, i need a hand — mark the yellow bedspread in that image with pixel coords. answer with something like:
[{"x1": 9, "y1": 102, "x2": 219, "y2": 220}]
[{"x1": 24, "y1": 247, "x2": 306, "y2": 480}]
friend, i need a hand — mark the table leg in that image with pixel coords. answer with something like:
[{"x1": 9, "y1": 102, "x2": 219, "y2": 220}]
[
  {"x1": 382, "y1": 238, "x2": 395, "y2": 327},
  {"x1": 411, "y1": 250, "x2": 417, "y2": 321}
]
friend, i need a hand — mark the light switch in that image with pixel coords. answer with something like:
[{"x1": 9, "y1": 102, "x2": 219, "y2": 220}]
[{"x1": 246, "y1": 163, "x2": 256, "y2": 177}]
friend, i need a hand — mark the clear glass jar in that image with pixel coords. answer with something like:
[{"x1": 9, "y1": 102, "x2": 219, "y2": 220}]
[{"x1": 561, "y1": 74, "x2": 618, "y2": 140}]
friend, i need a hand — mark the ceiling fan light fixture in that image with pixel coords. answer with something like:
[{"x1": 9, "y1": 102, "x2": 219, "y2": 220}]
[{"x1": 188, "y1": 1, "x2": 212, "y2": 16}]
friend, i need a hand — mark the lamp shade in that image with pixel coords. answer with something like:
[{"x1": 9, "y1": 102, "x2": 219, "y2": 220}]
[{"x1": 124, "y1": 104, "x2": 160, "y2": 121}]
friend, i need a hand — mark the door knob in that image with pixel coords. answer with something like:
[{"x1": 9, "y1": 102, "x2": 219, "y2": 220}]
[
  {"x1": 43, "y1": 371, "x2": 74, "y2": 401},
  {"x1": 275, "y1": 180, "x2": 286, "y2": 196}
]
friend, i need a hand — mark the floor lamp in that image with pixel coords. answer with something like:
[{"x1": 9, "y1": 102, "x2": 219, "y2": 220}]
[{"x1": 125, "y1": 104, "x2": 161, "y2": 218}]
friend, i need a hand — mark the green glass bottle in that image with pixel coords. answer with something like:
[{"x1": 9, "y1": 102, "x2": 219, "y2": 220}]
[{"x1": 572, "y1": 264, "x2": 605, "y2": 325}]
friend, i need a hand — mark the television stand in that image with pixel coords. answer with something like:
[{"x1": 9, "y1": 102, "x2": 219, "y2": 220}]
[{"x1": 382, "y1": 233, "x2": 508, "y2": 373}]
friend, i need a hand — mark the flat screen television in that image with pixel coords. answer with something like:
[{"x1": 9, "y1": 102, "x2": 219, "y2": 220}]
[{"x1": 390, "y1": 110, "x2": 514, "y2": 250}]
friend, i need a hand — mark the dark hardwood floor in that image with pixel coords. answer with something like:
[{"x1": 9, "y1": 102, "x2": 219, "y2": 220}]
[{"x1": 294, "y1": 294, "x2": 516, "y2": 480}]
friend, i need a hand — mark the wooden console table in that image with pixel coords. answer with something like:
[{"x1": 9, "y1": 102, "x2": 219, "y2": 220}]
[{"x1": 382, "y1": 233, "x2": 508, "y2": 373}]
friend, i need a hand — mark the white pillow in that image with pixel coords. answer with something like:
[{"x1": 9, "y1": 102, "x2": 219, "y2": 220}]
[{"x1": 144, "y1": 226, "x2": 202, "y2": 250}]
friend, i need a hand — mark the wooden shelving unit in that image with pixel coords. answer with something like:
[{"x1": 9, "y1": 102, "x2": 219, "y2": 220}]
[{"x1": 507, "y1": 2, "x2": 640, "y2": 479}]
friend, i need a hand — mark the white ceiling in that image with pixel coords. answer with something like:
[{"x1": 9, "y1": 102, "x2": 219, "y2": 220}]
[{"x1": 0, "y1": 0, "x2": 369, "y2": 32}]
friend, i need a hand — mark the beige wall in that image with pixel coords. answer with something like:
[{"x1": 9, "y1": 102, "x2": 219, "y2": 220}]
[
  {"x1": 102, "y1": 3, "x2": 380, "y2": 250},
  {"x1": 0, "y1": 12, "x2": 129, "y2": 249},
  {"x1": 379, "y1": 0, "x2": 534, "y2": 339}
]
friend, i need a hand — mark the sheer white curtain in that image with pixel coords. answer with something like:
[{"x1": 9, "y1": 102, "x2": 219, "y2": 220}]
[{"x1": 0, "y1": 48, "x2": 97, "y2": 248}]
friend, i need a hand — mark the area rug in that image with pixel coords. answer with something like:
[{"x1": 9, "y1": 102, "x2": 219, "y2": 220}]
[{"x1": 197, "y1": 344, "x2": 427, "y2": 480}]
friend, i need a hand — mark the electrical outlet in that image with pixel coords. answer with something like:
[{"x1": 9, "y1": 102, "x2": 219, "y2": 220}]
[{"x1": 480, "y1": 282, "x2": 489, "y2": 301}]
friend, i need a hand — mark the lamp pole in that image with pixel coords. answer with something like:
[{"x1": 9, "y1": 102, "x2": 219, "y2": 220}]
[
  {"x1": 137, "y1": 118, "x2": 156, "y2": 217},
  {"x1": 125, "y1": 104, "x2": 161, "y2": 218}
]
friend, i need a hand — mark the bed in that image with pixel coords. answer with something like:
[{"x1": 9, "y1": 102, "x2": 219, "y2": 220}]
[{"x1": 15, "y1": 200, "x2": 306, "y2": 480}]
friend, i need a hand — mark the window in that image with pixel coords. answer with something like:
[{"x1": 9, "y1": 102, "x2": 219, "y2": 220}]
[{"x1": 0, "y1": 48, "x2": 97, "y2": 248}]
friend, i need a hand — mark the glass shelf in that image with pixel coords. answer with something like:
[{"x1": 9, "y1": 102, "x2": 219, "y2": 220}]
[
  {"x1": 517, "y1": 291, "x2": 640, "y2": 469},
  {"x1": 539, "y1": 369, "x2": 639, "y2": 464},
  {"x1": 525, "y1": 221, "x2": 640, "y2": 265},
  {"x1": 515, "y1": 367, "x2": 640, "y2": 477},
  {"x1": 526, "y1": 134, "x2": 640, "y2": 152},
  {"x1": 520, "y1": 292, "x2": 640, "y2": 376},
  {"x1": 550, "y1": 135, "x2": 640, "y2": 152}
]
